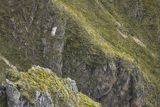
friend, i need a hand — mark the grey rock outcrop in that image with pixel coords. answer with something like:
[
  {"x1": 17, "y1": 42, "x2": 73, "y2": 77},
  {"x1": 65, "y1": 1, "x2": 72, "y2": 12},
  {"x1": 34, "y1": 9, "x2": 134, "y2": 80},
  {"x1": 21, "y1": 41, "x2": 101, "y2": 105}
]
[
  {"x1": 6, "y1": 80, "x2": 54, "y2": 107},
  {"x1": 67, "y1": 78, "x2": 78, "y2": 94},
  {"x1": 0, "y1": 85, "x2": 5, "y2": 96},
  {"x1": 3, "y1": 67, "x2": 101, "y2": 107},
  {"x1": 36, "y1": 91, "x2": 53, "y2": 107},
  {"x1": 1, "y1": 0, "x2": 155, "y2": 107},
  {"x1": 93, "y1": 59, "x2": 144, "y2": 107},
  {"x1": 6, "y1": 80, "x2": 21, "y2": 107},
  {"x1": 63, "y1": 36, "x2": 144, "y2": 107}
]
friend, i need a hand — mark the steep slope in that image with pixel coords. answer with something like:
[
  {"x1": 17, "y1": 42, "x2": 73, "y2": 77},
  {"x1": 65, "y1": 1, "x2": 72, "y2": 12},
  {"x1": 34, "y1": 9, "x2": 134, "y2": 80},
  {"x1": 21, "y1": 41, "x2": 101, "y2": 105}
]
[
  {"x1": 52, "y1": 0, "x2": 160, "y2": 106},
  {"x1": 0, "y1": 66, "x2": 101, "y2": 107},
  {"x1": 0, "y1": 0, "x2": 159, "y2": 107}
]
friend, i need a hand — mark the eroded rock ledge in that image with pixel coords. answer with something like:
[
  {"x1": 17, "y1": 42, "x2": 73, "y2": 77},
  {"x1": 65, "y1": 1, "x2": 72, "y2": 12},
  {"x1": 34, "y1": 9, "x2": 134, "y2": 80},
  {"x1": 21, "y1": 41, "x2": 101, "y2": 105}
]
[{"x1": 0, "y1": 66, "x2": 101, "y2": 107}]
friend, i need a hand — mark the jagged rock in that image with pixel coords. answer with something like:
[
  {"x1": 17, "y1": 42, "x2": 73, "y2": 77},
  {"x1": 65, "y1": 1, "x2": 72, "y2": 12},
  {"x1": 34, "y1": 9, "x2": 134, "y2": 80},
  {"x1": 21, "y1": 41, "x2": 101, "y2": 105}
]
[
  {"x1": 0, "y1": 85, "x2": 5, "y2": 96},
  {"x1": 6, "y1": 79, "x2": 32, "y2": 107},
  {"x1": 63, "y1": 46, "x2": 144, "y2": 107},
  {"x1": 3, "y1": 66, "x2": 101, "y2": 107},
  {"x1": 67, "y1": 78, "x2": 78, "y2": 94},
  {"x1": 6, "y1": 81, "x2": 54, "y2": 107},
  {"x1": 92, "y1": 59, "x2": 144, "y2": 107},
  {"x1": 6, "y1": 80, "x2": 20, "y2": 107},
  {"x1": 0, "y1": 0, "x2": 159, "y2": 107},
  {"x1": 36, "y1": 91, "x2": 53, "y2": 107}
]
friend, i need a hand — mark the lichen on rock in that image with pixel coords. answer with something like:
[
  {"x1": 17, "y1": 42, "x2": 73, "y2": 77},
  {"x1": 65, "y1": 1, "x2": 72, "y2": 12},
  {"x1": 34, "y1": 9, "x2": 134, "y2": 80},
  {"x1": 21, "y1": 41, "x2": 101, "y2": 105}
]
[
  {"x1": 0, "y1": 0, "x2": 160, "y2": 107},
  {"x1": 4, "y1": 66, "x2": 101, "y2": 107}
]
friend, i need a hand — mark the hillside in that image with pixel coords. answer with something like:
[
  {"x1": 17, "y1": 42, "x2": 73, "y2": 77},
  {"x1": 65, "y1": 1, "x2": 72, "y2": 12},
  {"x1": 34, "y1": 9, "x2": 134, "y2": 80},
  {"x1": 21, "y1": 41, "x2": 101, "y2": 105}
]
[
  {"x1": 0, "y1": 0, "x2": 160, "y2": 107},
  {"x1": 0, "y1": 66, "x2": 101, "y2": 107}
]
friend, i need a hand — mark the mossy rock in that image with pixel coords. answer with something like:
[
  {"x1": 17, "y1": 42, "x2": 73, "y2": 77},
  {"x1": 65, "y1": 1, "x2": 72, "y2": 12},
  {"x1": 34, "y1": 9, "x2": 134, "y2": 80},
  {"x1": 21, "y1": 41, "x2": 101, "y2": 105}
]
[
  {"x1": 6, "y1": 66, "x2": 101, "y2": 107},
  {"x1": 0, "y1": 0, "x2": 159, "y2": 106}
]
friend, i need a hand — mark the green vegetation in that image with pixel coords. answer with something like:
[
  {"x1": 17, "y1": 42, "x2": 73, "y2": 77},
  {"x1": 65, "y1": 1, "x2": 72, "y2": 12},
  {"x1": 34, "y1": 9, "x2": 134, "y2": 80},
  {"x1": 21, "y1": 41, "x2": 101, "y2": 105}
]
[
  {"x1": 52, "y1": 0, "x2": 160, "y2": 106},
  {"x1": 7, "y1": 66, "x2": 101, "y2": 107},
  {"x1": 0, "y1": 0, "x2": 159, "y2": 106},
  {"x1": 78, "y1": 93, "x2": 101, "y2": 107},
  {"x1": 0, "y1": 0, "x2": 65, "y2": 71}
]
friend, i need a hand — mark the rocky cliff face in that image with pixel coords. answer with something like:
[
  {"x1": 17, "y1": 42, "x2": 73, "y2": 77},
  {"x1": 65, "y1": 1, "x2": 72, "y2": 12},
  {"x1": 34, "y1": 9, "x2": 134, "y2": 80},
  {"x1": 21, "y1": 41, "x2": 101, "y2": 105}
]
[
  {"x1": 0, "y1": 66, "x2": 101, "y2": 107},
  {"x1": 0, "y1": 0, "x2": 66, "y2": 75},
  {"x1": 63, "y1": 41, "x2": 144, "y2": 107},
  {"x1": 0, "y1": 0, "x2": 159, "y2": 107}
]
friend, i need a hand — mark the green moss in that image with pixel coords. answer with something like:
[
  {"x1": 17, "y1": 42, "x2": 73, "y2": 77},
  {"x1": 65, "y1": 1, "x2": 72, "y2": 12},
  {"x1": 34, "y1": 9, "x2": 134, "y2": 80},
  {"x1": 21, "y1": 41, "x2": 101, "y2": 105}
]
[
  {"x1": 78, "y1": 93, "x2": 101, "y2": 107},
  {"x1": 0, "y1": 0, "x2": 159, "y2": 106},
  {"x1": 7, "y1": 66, "x2": 101, "y2": 107},
  {"x1": 52, "y1": 0, "x2": 160, "y2": 106}
]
